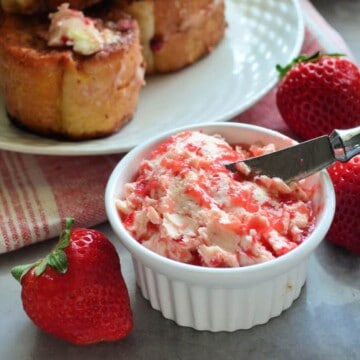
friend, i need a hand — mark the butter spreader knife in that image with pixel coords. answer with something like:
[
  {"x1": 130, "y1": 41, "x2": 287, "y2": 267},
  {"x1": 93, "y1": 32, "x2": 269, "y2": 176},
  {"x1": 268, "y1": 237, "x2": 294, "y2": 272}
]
[{"x1": 225, "y1": 126, "x2": 360, "y2": 183}]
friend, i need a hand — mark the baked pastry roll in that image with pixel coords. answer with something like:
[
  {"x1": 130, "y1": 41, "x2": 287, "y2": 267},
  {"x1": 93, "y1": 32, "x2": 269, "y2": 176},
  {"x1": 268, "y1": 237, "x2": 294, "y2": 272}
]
[
  {"x1": 0, "y1": 4, "x2": 145, "y2": 140},
  {"x1": 117, "y1": 0, "x2": 226, "y2": 74}
]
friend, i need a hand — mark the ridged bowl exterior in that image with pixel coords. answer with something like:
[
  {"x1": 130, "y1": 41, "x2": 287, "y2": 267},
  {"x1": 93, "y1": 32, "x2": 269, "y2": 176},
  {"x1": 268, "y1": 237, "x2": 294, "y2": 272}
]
[{"x1": 133, "y1": 258, "x2": 307, "y2": 331}]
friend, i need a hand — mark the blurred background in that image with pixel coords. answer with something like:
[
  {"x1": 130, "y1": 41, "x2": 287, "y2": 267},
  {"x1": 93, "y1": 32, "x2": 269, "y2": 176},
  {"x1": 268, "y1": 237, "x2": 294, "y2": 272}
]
[{"x1": 311, "y1": 0, "x2": 360, "y2": 63}]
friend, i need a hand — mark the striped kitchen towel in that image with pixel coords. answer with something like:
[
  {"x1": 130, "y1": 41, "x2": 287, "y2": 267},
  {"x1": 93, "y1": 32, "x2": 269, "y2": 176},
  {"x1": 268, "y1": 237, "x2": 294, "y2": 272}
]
[
  {"x1": 0, "y1": 154, "x2": 122, "y2": 253},
  {"x1": 0, "y1": 0, "x2": 355, "y2": 253}
]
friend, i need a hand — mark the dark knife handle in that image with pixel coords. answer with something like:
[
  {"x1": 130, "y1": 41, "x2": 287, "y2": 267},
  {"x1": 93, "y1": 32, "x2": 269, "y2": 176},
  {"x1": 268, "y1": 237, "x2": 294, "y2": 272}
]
[{"x1": 330, "y1": 126, "x2": 360, "y2": 162}]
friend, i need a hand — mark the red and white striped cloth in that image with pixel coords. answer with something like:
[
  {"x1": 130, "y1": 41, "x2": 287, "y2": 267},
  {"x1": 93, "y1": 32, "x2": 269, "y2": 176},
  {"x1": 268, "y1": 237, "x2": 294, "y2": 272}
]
[{"x1": 0, "y1": 0, "x2": 355, "y2": 253}]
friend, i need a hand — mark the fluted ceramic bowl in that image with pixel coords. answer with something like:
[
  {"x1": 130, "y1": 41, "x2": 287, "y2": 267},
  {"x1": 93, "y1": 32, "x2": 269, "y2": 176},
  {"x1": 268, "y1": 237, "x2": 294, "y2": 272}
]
[{"x1": 105, "y1": 122, "x2": 335, "y2": 332}]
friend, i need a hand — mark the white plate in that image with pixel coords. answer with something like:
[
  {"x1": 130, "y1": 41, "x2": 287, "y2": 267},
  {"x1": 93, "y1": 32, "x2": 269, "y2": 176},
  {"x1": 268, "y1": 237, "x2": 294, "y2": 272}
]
[{"x1": 0, "y1": 0, "x2": 304, "y2": 156}]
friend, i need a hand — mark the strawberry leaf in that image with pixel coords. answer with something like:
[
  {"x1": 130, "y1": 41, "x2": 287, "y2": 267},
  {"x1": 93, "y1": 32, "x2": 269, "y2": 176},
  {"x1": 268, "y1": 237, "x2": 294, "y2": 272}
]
[
  {"x1": 34, "y1": 258, "x2": 48, "y2": 276},
  {"x1": 32, "y1": 249, "x2": 68, "y2": 276},
  {"x1": 276, "y1": 51, "x2": 344, "y2": 78},
  {"x1": 11, "y1": 263, "x2": 36, "y2": 282},
  {"x1": 11, "y1": 218, "x2": 73, "y2": 281},
  {"x1": 47, "y1": 249, "x2": 68, "y2": 274},
  {"x1": 276, "y1": 53, "x2": 318, "y2": 78}
]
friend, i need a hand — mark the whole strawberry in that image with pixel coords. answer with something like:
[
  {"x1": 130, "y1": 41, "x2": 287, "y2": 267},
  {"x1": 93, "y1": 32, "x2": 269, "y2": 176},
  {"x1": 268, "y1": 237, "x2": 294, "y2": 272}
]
[
  {"x1": 326, "y1": 156, "x2": 360, "y2": 254},
  {"x1": 276, "y1": 52, "x2": 360, "y2": 140},
  {"x1": 11, "y1": 218, "x2": 133, "y2": 345}
]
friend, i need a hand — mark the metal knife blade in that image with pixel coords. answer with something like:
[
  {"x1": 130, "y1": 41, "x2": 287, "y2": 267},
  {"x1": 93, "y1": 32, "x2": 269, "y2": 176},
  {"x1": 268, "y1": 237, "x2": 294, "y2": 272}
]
[{"x1": 225, "y1": 126, "x2": 360, "y2": 183}]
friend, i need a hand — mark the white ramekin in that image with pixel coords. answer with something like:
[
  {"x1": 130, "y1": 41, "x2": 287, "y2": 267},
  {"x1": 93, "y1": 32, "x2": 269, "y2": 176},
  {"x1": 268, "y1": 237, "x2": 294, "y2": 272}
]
[{"x1": 105, "y1": 122, "x2": 336, "y2": 331}]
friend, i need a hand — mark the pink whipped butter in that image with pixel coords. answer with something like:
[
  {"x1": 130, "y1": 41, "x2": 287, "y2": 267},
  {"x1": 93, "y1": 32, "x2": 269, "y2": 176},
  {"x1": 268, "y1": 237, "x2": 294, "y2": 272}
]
[{"x1": 116, "y1": 130, "x2": 315, "y2": 267}]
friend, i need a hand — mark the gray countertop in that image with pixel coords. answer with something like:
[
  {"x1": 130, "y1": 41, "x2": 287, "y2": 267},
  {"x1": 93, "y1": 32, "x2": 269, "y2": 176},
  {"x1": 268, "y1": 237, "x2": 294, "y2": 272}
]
[
  {"x1": 2, "y1": 224, "x2": 360, "y2": 360},
  {"x1": 1, "y1": 1, "x2": 360, "y2": 359}
]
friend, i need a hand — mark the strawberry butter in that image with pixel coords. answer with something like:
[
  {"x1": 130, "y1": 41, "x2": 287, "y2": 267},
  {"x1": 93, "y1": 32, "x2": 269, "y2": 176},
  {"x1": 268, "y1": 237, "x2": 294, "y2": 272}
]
[
  {"x1": 116, "y1": 131, "x2": 316, "y2": 267},
  {"x1": 48, "y1": 3, "x2": 123, "y2": 55}
]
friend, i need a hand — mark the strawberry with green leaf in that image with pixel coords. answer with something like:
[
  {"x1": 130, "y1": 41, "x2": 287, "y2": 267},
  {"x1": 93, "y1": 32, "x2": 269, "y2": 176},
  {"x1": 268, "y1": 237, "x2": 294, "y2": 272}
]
[
  {"x1": 276, "y1": 52, "x2": 360, "y2": 140},
  {"x1": 12, "y1": 218, "x2": 133, "y2": 345}
]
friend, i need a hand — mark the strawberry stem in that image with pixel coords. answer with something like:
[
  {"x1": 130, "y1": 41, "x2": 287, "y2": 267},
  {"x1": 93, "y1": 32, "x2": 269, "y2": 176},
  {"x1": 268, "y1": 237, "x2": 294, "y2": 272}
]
[
  {"x1": 58, "y1": 218, "x2": 74, "y2": 249},
  {"x1": 11, "y1": 218, "x2": 74, "y2": 282}
]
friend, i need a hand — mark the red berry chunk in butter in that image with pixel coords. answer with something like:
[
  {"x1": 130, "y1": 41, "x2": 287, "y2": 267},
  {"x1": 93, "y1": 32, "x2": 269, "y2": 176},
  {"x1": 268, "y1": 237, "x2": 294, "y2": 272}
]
[{"x1": 116, "y1": 131, "x2": 315, "y2": 268}]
